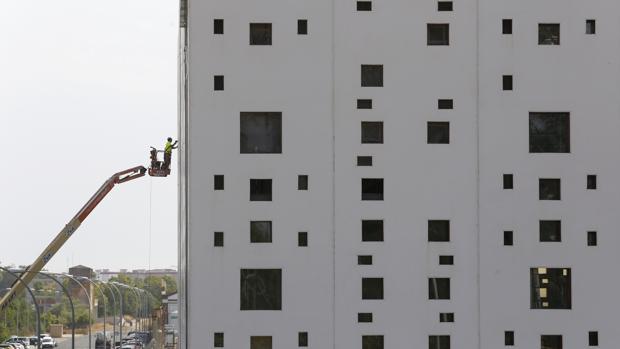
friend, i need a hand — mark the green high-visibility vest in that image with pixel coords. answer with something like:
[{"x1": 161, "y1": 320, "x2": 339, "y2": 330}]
[{"x1": 165, "y1": 141, "x2": 173, "y2": 154}]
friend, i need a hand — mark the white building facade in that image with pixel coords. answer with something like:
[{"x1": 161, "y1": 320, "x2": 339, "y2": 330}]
[{"x1": 178, "y1": 0, "x2": 620, "y2": 348}]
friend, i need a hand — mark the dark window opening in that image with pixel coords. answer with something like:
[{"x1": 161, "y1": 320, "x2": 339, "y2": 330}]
[
  {"x1": 505, "y1": 331, "x2": 514, "y2": 346},
  {"x1": 362, "y1": 178, "x2": 384, "y2": 200},
  {"x1": 429, "y1": 278, "x2": 450, "y2": 299},
  {"x1": 503, "y1": 75, "x2": 513, "y2": 91},
  {"x1": 361, "y1": 122, "x2": 383, "y2": 144},
  {"x1": 362, "y1": 278, "x2": 384, "y2": 299},
  {"x1": 250, "y1": 336, "x2": 272, "y2": 349},
  {"x1": 298, "y1": 332, "x2": 308, "y2": 347},
  {"x1": 298, "y1": 175, "x2": 308, "y2": 190},
  {"x1": 241, "y1": 269, "x2": 282, "y2": 310},
  {"x1": 250, "y1": 23, "x2": 272, "y2": 45},
  {"x1": 214, "y1": 332, "x2": 224, "y2": 347},
  {"x1": 438, "y1": 99, "x2": 453, "y2": 109},
  {"x1": 588, "y1": 331, "x2": 598, "y2": 346},
  {"x1": 358, "y1": 255, "x2": 373, "y2": 265},
  {"x1": 427, "y1": 122, "x2": 450, "y2": 144},
  {"x1": 297, "y1": 19, "x2": 308, "y2": 35},
  {"x1": 540, "y1": 220, "x2": 561, "y2": 242},
  {"x1": 214, "y1": 19, "x2": 224, "y2": 34},
  {"x1": 362, "y1": 220, "x2": 384, "y2": 241},
  {"x1": 502, "y1": 19, "x2": 512, "y2": 34},
  {"x1": 250, "y1": 179, "x2": 272, "y2": 201},
  {"x1": 362, "y1": 335, "x2": 383, "y2": 349},
  {"x1": 214, "y1": 232, "x2": 224, "y2": 247},
  {"x1": 587, "y1": 175, "x2": 597, "y2": 189},
  {"x1": 531, "y1": 268, "x2": 571, "y2": 309},
  {"x1": 539, "y1": 23, "x2": 560, "y2": 45},
  {"x1": 428, "y1": 220, "x2": 450, "y2": 242},
  {"x1": 357, "y1": 156, "x2": 373, "y2": 166},
  {"x1": 439, "y1": 255, "x2": 454, "y2": 265},
  {"x1": 503, "y1": 174, "x2": 513, "y2": 189},
  {"x1": 214, "y1": 75, "x2": 224, "y2": 91},
  {"x1": 504, "y1": 231, "x2": 513, "y2": 246},
  {"x1": 240, "y1": 112, "x2": 282, "y2": 154},
  {"x1": 540, "y1": 335, "x2": 562, "y2": 349},
  {"x1": 539, "y1": 178, "x2": 561, "y2": 200},
  {"x1": 529, "y1": 112, "x2": 570, "y2": 153},
  {"x1": 427, "y1": 24, "x2": 450, "y2": 45},
  {"x1": 214, "y1": 175, "x2": 224, "y2": 190},
  {"x1": 428, "y1": 335, "x2": 450, "y2": 349},
  {"x1": 587, "y1": 231, "x2": 597, "y2": 246},
  {"x1": 439, "y1": 313, "x2": 454, "y2": 322},
  {"x1": 357, "y1": 99, "x2": 372, "y2": 109},
  {"x1": 358, "y1": 313, "x2": 373, "y2": 323},
  {"x1": 250, "y1": 221, "x2": 272, "y2": 243},
  {"x1": 437, "y1": 1, "x2": 453, "y2": 11},
  {"x1": 586, "y1": 20, "x2": 596, "y2": 35},
  {"x1": 298, "y1": 232, "x2": 308, "y2": 247},
  {"x1": 357, "y1": 1, "x2": 372, "y2": 11},
  {"x1": 361, "y1": 65, "x2": 383, "y2": 87}
]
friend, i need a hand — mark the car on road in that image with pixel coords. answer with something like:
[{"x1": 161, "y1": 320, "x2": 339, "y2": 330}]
[
  {"x1": 5, "y1": 337, "x2": 26, "y2": 349},
  {"x1": 40, "y1": 337, "x2": 57, "y2": 349}
]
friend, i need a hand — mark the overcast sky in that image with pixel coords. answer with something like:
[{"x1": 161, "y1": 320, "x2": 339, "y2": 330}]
[{"x1": 0, "y1": 1, "x2": 179, "y2": 273}]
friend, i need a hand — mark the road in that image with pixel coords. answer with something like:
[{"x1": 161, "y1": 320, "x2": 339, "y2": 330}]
[{"x1": 56, "y1": 335, "x2": 89, "y2": 349}]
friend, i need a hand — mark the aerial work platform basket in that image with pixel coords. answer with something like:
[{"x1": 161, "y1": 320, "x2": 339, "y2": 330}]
[{"x1": 149, "y1": 147, "x2": 171, "y2": 177}]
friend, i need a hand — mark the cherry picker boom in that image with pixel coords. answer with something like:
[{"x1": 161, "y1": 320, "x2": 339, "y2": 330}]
[{"x1": 0, "y1": 148, "x2": 173, "y2": 313}]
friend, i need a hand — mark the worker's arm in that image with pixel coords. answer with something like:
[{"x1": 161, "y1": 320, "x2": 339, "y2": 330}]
[{"x1": 172, "y1": 140, "x2": 179, "y2": 149}]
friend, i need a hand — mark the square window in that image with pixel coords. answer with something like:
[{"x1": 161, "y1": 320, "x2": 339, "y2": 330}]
[
  {"x1": 214, "y1": 75, "x2": 224, "y2": 91},
  {"x1": 241, "y1": 269, "x2": 281, "y2": 310},
  {"x1": 214, "y1": 175, "x2": 224, "y2": 190},
  {"x1": 358, "y1": 312, "x2": 373, "y2": 323},
  {"x1": 298, "y1": 175, "x2": 308, "y2": 190},
  {"x1": 240, "y1": 112, "x2": 282, "y2": 154},
  {"x1": 357, "y1": 99, "x2": 372, "y2": 109},
  {"x1": 361, "y1": 122, "x2": 383, "y2": 144},
  {"x1": 250, "y1": 179, "x2": 272, "y2": 201},
  {"x1": 529, "y1": 112, "x2": 570, "y2": 153},
  {"x1": 362, "y1": 278, "x2": 383, "y2": 299},
  {"x1": 438, "y1": 99, "x2": 453, "y2": 109},
  {"x1": 504, "y1": 231, "x2": 513, "y2": 246},
  {"x1": 428, "y1": 335, "x2": 450, "y2": 349},
  {"x1": 214, "y1": 332, "x2": 224, "y2": 347},
  {"x1": 214, "y1": 232, "x2": 224, "y2": 247},
  {"x1": 587, "y1": 231, "x2": 597, "y2": 246},
  {"x1": 427, "y1": 24, "x2": 450, "y2": 45},
  {"x1": 362, "y1": 178, "x2": 384, "y2": 200},
  {"x1": 362, "y1": 335, "x2": 383, "y2": 349},
  {"x1": 539, "y1": 23, "x2": 560, "y2": 45},
  {"x1": 214, "y1": 19, "x2": 224, "y2": 34},
  {"x1": 298, "y1": 232, "x2": 308, "y2": 247},
  {"x1": 531, "y1": 268, "x2": 571, "y2": 309},
  {"x1": 503, "y1": 174, "x2": 513, "y2": 189},
  {"x1": 250, "y1": 221, "x2": 272, "y2": 243},
  {"x1": 586, "y1": 20, "x2": 596, "y2": 35},
  {"x1": 428, "y1": 220, "x2": 450, "y2": 242},
  {"x1": 357, "y1": 1, "x2": 372, "y2": 11},
  {"x1": 250, "y1": 23, "x2": 272, "y2": 45},
  {"x1": 357, "y1": 156, "x2": 373, "y2": 166},
  {"x1": 298, "y1": 332, "x2": 308, "y2": 347},
  {"x1": 539, "y1": 178, "x2": 561, "y2": 200},
  {"x1": 358, "y1": 255, "x2": 373, "y2": 265},
  {"x1": 250, "y1": 336, "x2": 273, "y2": 349},
  {"x1": 502, "y1": 75, "x2": 513, "y2": 91},
  {"x1": 361, "y1": 65, "x2": 383, "y2": 87},
  {"x1": 588, "y1": 331, "x2": 598, "y2": 346},
  {"x1": 429, "y1": 278, "x2": 450, "y2": 299},
  {"x1": 505, "y1": 331, "x2": 514, "y2": 346},
  {"x1": 439, "y1": 313, "x2": 454, "y2": 322},
  {"x1": 298, "y1": 19, "x2": 308, "y2": 35},
  {"x1": 540, "y1": 220, "x2": 561, "y2": 242},
  {"x1": 587, "y1": 175, "x2": 597, "y2": 189},
  {"x1": 437, "y1": 1, "x2": 453, "y2": 11},
  {"x1": 427, "y1": 122, "x2": 450, "y2": 144},
  {"x1": 502, "y1": 19, "x2": 512, "y2": 34},
  {"x1": 362, "y1": 220, "x2": 384, "y2": 241},
  {"x1": 438, "y1": 255, "x2": 453, "y2": 265},
  {"x1": 540, "y1": 335, "x2": 562, "y2": 349}
]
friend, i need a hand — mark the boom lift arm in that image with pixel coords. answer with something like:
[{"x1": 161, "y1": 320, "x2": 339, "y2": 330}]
[{"x1": 0, "y1": 166, "x2": 147, "y2": 312}]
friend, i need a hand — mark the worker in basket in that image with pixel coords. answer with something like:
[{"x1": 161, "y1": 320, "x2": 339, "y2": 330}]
[{"x1": 163, "y1": 137, "x2": 178, "y2": 170}]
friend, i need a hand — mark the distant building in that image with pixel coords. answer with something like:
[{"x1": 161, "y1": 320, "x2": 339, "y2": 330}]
[
  {"x1": 96, "y1": 268, "x2": 177, "y2": 282},
  {"x1": 68, "y1": 265, "x2": 97, "y2": 311},
  {"x1": 162, "y1": 293, "x2": 178, "y2": 333}
]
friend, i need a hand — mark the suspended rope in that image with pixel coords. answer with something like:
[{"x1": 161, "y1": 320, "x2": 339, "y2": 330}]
[{"x1": 147, "y1": 175, "x2": 153, "y2": 273}]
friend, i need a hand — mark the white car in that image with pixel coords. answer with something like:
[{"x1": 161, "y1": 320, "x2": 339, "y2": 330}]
[{"x1": 40, "y1": 337, "x2": 56, "y2": 349}]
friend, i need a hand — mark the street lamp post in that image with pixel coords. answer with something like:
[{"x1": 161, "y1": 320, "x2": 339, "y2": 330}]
[
  {"x1": 0, "y1": 267, "x2": 41, "y2": 349},
  {"x1": 97, "y1": 281, "x2": 117, "y2": 349},
  {"x1": 62, "y1": 274, "x2": 92, "y2": 349},
  {"x1": 32, "y1": 272, "x2": 76, "y2": 349},
  {"x1": 82, "y1": 278, "x2": 106, "y2": 349},
  {"x1": 107, "y1": 283, "x2": 123, "y2": 345}
]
